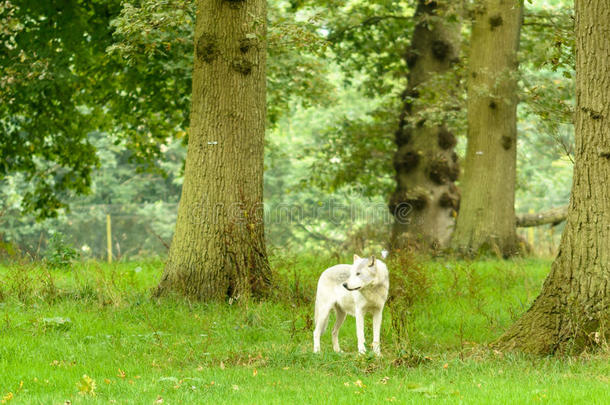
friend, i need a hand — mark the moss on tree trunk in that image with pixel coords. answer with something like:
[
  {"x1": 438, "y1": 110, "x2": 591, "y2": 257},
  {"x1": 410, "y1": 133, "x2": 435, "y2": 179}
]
[
  {"x1": 496, "y1": 0, "x2": 610, "y2": 354},
  {"x1": 156, "y1": 0, "x2": 271, "y2": 300},
  {"x1": 450, "y1": 0, "x2": 523, "y2": 257}
]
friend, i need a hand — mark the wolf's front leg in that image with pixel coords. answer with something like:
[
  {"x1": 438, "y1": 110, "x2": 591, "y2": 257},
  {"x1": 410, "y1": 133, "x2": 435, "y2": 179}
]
[
  {"x1": 372, "y1": 308, "x2": 383, "y2": 355},
  {"x1": 355, "y1": 307, "x2": 366, "y2": 354}
]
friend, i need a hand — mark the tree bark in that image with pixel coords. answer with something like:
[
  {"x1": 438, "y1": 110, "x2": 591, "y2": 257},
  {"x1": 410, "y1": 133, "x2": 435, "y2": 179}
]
[
  {"x1": 496, "y1": 0, "x2": 610, "y2": 354},
  {"x1": 389, "y1": 0, "x2": 462, "y2": 251},
  {"x1": 516, "y1": 206, "x2": 567, "y2": 227},
  {"x1": 450, "y1": 0, "x2": 523, "y2": 257},
  {"x1": 156, "y1": 0, "x2": 271, "y2": 300}
]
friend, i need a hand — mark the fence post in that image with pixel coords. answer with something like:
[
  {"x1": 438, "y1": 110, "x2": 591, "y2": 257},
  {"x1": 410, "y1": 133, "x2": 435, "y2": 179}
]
[{"x1": 106, "y1": 214, "x2": 112, "y2": 264}]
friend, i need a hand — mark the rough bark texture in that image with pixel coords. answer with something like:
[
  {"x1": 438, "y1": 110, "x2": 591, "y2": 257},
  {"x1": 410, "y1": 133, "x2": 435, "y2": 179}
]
[
  {"x1": 516, "y1": 206, "x2": 567, "y2": 227},
  {"x1": 156, "y1": 0, "x2": 271, "y2": 300},
  {"x1": 389, "y1": 0, "x2": 462, "y2": 251},
  {"x1": 450, "y1": 0, "x2": 523, "y2": 257},
  {"x1": 496, "y1": 0, "x2": 610, "y2": 354}
]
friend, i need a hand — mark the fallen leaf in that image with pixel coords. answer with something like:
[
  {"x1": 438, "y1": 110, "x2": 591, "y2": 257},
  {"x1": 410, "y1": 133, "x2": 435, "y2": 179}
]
[
  {"x1": 253, "y1": 369, "x2": 258, "y2": 377},
  {"x1": 76, "y1": 375, "x2": 96, "y2": 396},
  {"x1": 220, "y1": 361, "x2": 225, "y2": 370},
  {"x1": 1, "y1": 392, "x2": 14, "y2": 404},
  {"x1": 104, "y1": 379, "x2": 111, "y2": 384},
  {"x1": 443, "y1": 363, "x2": 449, "y2": 369},
  {"x1": 117, "y1": 369, "x2": 126, "y2": 379},
  {"x1": 379, "y1": 376, "x2": 390, "y2": 385},
  {"x1": 155, "y1": 396, "x2": 164, "y2": 404}
]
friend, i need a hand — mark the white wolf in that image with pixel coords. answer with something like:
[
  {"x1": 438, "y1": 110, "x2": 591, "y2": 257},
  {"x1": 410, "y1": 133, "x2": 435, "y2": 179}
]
[{"x1": 313, "y1": 254, "x2": 389, "y2": 355}]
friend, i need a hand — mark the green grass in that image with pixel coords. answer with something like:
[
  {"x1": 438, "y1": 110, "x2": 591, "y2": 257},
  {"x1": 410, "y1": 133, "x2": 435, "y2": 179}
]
[{"x1": 0, "y1": 256, "x2": 608, "y2": 404}]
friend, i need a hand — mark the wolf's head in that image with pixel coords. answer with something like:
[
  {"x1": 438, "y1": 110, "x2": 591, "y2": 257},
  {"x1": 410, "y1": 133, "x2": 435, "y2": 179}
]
[{"x1": 343, "y1": 254, "x2": 379, "y2": 291}]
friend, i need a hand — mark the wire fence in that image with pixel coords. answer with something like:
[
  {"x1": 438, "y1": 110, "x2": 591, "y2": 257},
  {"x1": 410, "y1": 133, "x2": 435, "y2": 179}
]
[
  {"x1": 0, "y1": 203, "x2": 178, "y2": 260},
  {"x1": 0, "y1": 201, "x2": 563, "y2": 261}
]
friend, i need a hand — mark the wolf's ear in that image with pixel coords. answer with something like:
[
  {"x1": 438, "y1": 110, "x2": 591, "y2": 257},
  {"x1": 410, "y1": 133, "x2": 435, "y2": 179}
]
[
  {"x1": 368, "y1": 255, "x2": 376, "y2": 267},
  {"x1": 353, "y1": 254, "x2": 361, "y2": 262}
]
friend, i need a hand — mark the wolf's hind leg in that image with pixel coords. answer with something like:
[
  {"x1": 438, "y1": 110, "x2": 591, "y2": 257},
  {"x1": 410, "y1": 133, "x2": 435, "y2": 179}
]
[
  {"x1": 313, "y1": 304, "x2": 332, "y2": 353},
  {"x1": 332, "y1": 308, "x2": 346, "y2": 352}
]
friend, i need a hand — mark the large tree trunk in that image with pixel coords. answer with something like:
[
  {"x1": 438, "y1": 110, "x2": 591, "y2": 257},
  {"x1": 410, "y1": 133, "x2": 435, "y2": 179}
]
[
  {"x1": 156, "y1": 0, "x2": 271, "y2": 300},
  {"x1": 496, "y1": 0, "x2": 610, "y2": 354},
  {"x1": 389, "y1": 0, "x2": 462, "y2": 251},
  {"x1": 450, "y1": 0, "x2": 523, "y2": 257}
]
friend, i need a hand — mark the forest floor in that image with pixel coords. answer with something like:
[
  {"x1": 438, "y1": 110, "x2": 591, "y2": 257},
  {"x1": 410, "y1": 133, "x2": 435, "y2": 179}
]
[{"x1": 0, "y1": 255, "x2": 608, "y2": 404}]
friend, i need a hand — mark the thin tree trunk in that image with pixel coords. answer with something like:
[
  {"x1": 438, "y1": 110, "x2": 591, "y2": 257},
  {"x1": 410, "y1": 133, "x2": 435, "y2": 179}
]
[
  {"x1": 450, "y1": 0, "x2": 523, "y2": 257},
  {"x1": 390, "y1": 0, "x2": 462, "y2": 251},
  {"x1": 156, "y1": 0, "x2": 271, "y2": 300},
  {"x1": 496, "y1": 0, "x2": 610, "y2": 354}
]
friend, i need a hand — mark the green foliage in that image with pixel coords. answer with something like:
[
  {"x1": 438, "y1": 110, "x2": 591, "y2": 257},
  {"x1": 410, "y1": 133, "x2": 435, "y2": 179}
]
[
  {"x1": 108, "y1": 0, "x2": 333, "y2": 125},
  {"x1": 516, "y1": 1, "x2": 574, "y2": 213},
  {"x1": 264, "y1": 94, "x2": 394, "y2": 252},
  {"x1": 45, "y1": 233, "x2": 78, "y2": 269},
  {"x1": 0, "y1": 0, "x2": 333, "y2": 218},
  {"x1": 0, "y1": 131, "x2": 184, "y2": 259},
  {"x1": 0, "y1": 0, "x2": 122, "y2": 218},
  {"x1": 296, "y1": 0, "x2": 575, "y2": 216},
  {"x1": 0, "y1": 0, "x2": 578, "y2": 251},
  {"x1": 310, "y1": 0, "x2": 414, "y2": 96}
]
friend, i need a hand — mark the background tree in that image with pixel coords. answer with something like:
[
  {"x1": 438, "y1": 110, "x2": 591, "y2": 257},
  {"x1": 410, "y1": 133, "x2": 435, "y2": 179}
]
[
  {"x1": 451, "y1": 0, "x2": 523, "y2": 257},
  {"x1": 1, "y1": 0, "x2": 578, "y2": 259},
  {"x1": 155, "y1": 0, "x2": 271, "y2": 300},
  {"x1": 497, "y1": 0, "x2": 609, "y2": 354},
  {"x1": 388, "y1": 0, "x2": 462, "y2": 251}
]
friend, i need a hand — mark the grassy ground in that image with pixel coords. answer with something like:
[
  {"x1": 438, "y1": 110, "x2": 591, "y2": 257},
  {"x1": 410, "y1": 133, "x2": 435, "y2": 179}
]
[{"x1": 0, "y1": 255, "x2": 608, "y2": 404}]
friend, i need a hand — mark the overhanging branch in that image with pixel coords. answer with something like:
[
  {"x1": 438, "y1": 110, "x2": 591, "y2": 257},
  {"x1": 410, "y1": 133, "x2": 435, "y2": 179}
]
[{"x1": 516, "y1": 206, "x2": 568, "y2": 227}]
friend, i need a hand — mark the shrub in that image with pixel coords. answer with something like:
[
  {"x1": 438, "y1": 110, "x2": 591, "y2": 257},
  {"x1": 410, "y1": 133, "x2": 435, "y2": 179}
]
[
  {"x1": 45, "y1": 232, "x2": 79, "y2": 269},
  {"x1": 385, "y1": 251, "x2": 431, "y2": 351}
]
